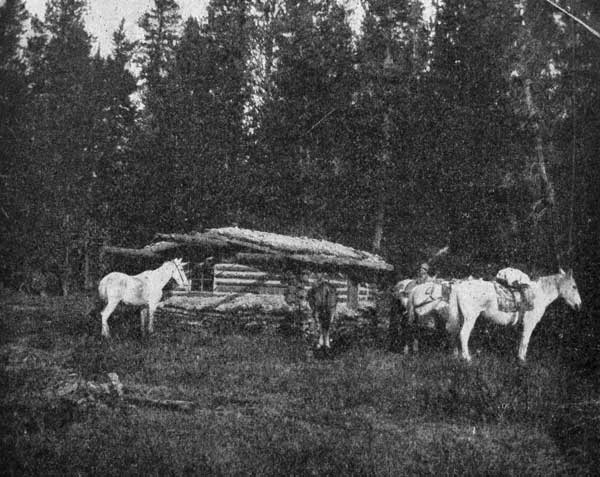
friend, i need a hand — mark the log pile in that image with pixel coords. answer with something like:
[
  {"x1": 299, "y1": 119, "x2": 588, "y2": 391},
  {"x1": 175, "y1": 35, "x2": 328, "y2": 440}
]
[{"x1": 157, "y1": 294, "x2": 386, "y2": 343}]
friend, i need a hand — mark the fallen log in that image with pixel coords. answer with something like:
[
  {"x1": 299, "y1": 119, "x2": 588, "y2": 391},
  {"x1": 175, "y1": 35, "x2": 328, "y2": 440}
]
[
  {"x1": 123, "y1": 395, "x2": 196, "y2": 412},
  {"x1": 101, "y1": 245, "x2": 161, "y2": 258}
]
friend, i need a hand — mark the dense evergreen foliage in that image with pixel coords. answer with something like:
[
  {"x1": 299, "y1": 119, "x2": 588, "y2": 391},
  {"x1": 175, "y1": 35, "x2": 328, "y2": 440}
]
[{"x1": 1, "y1": 0, "x2": 598, "y2": 294}]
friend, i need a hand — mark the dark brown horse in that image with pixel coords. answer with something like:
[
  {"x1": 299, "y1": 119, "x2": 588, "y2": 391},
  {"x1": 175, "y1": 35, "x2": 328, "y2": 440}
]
[{"x1": 307, "y1": 280, "x2": 337, "y2": 349}]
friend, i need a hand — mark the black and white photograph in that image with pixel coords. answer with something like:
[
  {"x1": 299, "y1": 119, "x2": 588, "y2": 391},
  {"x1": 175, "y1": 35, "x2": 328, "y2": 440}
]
[{"x1": 1, "y1": 0, "x2": 599, "y2": 474}]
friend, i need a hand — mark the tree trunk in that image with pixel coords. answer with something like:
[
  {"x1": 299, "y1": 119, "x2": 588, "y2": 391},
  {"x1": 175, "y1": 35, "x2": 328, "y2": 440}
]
[
  {"x1": 372, "y1": 193, "x2": 385, "y2": 254},
  {"x1": 372, "y1": 43, "x2": 394, "y2": 254},
  {"x1": 525, "y1": 79, "x2": 561, "y2": 269}
]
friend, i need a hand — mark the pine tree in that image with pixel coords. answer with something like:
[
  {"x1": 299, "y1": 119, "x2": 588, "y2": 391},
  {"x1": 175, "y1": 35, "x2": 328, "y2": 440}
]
[
  {"x1": 153, "y1": 0, "x2": 254, "y2": 230},
  {"x1": 0, "y1": 0, "x2": 29, "y2": 283},
  {"x1": 138, "y1": 0, "x2": 181, "y2": 92},
  {"x1": 130, "y1": 0, "x2": 182, "y2": 234},
  {"x1": 23, "y1": 0, "x2": 99, "y2": 293},
  {"x1": 251, "y1": 0, "x2": 357, "y2": 237},
  {"x1": 200, "y1": 0, "x2": 251, "y2": 224},
  {"x1": 353, "y1": 0, "x2": 430, "y2": 258},
  {"x1": 166, "y1": 16, "x2": 217, "y2": 229},
  {"x1": 428, "y1": 0, "x2": 524, "y2": 262},
  {"x1": 90, "y1": 20, "x2": 138, "y2": 244}
]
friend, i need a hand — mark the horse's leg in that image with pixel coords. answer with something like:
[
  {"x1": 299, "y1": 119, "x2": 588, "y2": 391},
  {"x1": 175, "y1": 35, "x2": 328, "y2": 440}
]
[
  {"x1": 140, "y1": 308, "x2": 148, "y2": 336},
  {"x1": 459, "y1": 312, "x2": 477, "y2": 362},
  {"x1": 315, "y1": 311, "x2": 324, "y2": 349},
  {"x1": 100, "y1": 300, "x2": 119, "y2": 338},
  {"x1": 324, "y1": 307, "x2": 335, "y2": 348},
  {"x1": 401, "y1": 320, "x2": 416, "y2": 355},
  {"x1": 148, "y1": 304, "x2": 158, "y2": 334},
  {"x1": 517, "y1": 312, "x2": 541, "y2": 362},
  {"x1": 404, "y1": 297, "x2": 416, "y2": 355},
  {"x1": 318, "y1": 328, "x2": 324, "y2": 348},
  {"x1": 323, "y1": 327, "x2": 330, "y2": 348},
  {"x1": 410, "y1": 308, "x2": 419, "y2": 354},
  {"x1": 388, "y1": 298, "x2": 402, "y2": 352},
  {"x1": 445, "y1": 320, "x2": 460, "y2": 357}
]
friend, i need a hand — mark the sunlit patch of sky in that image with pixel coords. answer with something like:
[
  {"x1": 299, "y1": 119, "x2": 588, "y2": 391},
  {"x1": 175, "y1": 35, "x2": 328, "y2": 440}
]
[
  {"x1": 21, "y1": 0, "x2": 434, "y2": 110},
  {"x1": 23, "y1": 0, "x2": 434, "y2": 56},
  {"x1": 24, "y1": 0, "x2": 210, "y2": 55}
]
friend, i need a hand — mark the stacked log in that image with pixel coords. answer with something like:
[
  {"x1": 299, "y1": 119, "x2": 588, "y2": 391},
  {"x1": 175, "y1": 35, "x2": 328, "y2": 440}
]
[{"x1": 157, "y1": 294, "x2": 385, "y2": 343}]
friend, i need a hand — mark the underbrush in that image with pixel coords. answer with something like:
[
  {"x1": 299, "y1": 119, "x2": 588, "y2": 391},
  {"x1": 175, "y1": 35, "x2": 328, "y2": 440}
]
[{"x1": 1, "y1": 295, "x2": 597, "y2": 475}]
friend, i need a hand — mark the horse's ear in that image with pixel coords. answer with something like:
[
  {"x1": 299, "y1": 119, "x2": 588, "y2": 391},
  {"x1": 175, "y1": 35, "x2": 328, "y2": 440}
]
[{"x1": 559, "y1": 267, "x2": 566, "y2": 275}]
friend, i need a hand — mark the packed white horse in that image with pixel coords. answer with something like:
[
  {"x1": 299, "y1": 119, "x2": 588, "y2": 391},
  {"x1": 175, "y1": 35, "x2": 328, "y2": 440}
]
[
  {"x1": 407, "y1": 281, "x2": 451, "y2": 330},
  {"x1": 398, "y1": 280, "x2": 452, "y2": 352},
  {"x1": 391, "y1": 277, "x2": 447, "y2": 353},
  {"x1": 97, "y1": 258, "x2": 190, "y2": 338},
  {"x1": 448, "y1": 268, "x2": 582, "y2": 362}
]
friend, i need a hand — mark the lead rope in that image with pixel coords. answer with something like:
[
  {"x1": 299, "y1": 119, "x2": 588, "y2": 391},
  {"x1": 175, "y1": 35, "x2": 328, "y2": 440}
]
[{"x1": 173, "y1": 261, "x2": 188, "y2": 289}]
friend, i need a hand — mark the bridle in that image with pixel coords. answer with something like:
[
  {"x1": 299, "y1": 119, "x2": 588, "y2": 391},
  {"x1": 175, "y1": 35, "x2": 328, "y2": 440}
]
[{"x1": 171, "y1": 260, "x2": 188, "y2": 288}]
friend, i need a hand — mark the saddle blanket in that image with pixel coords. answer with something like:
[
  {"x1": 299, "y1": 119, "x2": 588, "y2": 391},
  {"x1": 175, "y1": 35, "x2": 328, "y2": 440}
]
[{"x1": 494, "y1": 281, "x2": 534, "y2": 314}]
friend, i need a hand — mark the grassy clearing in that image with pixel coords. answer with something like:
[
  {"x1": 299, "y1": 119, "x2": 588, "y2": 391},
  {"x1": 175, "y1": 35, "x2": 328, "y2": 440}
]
[{"x1": 1, "y1": 294, "x2": 597, "y2": 475}]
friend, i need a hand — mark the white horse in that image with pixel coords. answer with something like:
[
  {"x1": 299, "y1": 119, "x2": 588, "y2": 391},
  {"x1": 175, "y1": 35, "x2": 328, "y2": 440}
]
[
  {"x1": 401, "y1": 280, "x2": 456, "y2": 353},
  {"x1": 389, "y1": 277, "x2": 437, "y2": 352},
  {"x1": 448, "y1": 269, "x2": 582, "y2": 362},
  {"x1": 407, "y1": 281, "x2": 451, "y2": 329},
  {"x1": 98, "y1": 258, "x2": 190, "y2": 338}
]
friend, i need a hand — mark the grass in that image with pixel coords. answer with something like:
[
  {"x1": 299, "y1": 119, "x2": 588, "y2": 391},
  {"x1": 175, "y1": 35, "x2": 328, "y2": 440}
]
[{"x1": 1, "y1": 293, "x2": 598, "y2": 476}]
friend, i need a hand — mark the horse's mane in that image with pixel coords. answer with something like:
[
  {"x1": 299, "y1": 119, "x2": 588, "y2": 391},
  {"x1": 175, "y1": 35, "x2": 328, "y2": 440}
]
[{"x1": 536, "y1": 273, "x2": 563, "y2": 293}]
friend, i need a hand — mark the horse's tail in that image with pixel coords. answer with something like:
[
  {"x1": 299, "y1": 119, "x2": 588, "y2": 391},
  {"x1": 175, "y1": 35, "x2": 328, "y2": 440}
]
[
  {"x1": 97, "y1": 276, "x2": 109, "y2": 302},
  {"x1": 87, "y1": 277, "x2": 109, "y2": 318}
]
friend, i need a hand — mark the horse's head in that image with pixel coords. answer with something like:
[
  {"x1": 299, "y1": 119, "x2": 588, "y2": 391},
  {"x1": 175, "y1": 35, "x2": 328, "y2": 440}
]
[
  {"x1": 169, "y1": 258, "x2": 190, "y2": 290},
  {"x1": 558, "y1": 268, "x2": 582, "y2": 311}
]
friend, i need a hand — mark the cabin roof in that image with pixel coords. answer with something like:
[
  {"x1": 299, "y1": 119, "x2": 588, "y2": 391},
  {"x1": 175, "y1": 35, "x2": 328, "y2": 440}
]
[{"x1": 103, "y1": 226, "x2": 394, "y2": 275}]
